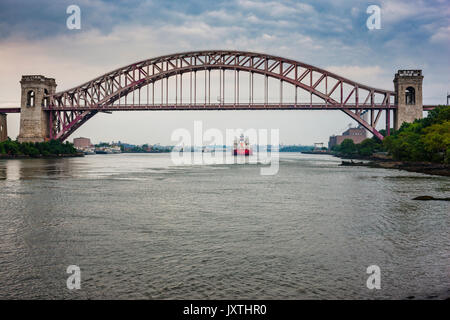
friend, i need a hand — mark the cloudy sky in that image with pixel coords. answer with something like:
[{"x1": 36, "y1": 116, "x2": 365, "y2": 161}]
[{"x1": 0, "y1": 0, "x2": 449, "y2": 145}]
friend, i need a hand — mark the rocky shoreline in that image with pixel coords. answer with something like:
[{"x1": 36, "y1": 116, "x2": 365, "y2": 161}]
[
  {"x1": 367, "y1": 161, "x2": 450, "y2": 177},
  {"x1": 338, "y1": 153, "x2": 450, "y2": 177}
]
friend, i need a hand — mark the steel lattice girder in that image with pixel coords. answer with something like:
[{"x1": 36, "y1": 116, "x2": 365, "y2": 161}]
[{"x1": 47, "y1": 50, "x2": 397, "y2": 140}]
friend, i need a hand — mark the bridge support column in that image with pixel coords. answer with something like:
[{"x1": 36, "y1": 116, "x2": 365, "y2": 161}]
[
  {"x1": 18, "y1": 75, "x2": 57, "y2": 143},
  {"x1": 393, "y1": 70, "x2": 423, "y2": 131},
  {"x1": 0, "y1": 113, "x2": 7, "y2": 142}
]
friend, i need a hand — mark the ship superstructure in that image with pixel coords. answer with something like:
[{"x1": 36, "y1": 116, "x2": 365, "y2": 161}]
[{"x1": 233, "y1": 134, "x2": 252, "y2": 156}]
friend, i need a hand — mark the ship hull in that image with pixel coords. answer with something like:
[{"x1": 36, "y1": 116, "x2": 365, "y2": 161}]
[{"x1": 233, "y1": 149, "x2": 252, "y2": 156}]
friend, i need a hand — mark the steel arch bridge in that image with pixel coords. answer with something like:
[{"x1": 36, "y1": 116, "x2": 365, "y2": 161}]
[{"x1": 47, "y1": 50, "x2": 397, "y2": 141}]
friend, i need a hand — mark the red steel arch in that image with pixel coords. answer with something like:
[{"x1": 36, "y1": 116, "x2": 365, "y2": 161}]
[{"x1": 48, "y1": 50, "x2": 396, "y2": 141}]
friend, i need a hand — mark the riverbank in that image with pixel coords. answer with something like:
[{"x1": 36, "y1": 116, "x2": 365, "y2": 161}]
[
  {"x1": 369, "y1": 161, "x2": 450, "y2": 177},
  {"x1": 340, "y1": 157, "x2": 450, "y2": 177},
  {"x1": 301, "y1": 151, "x2": 332, "y2": 155},
  {"x1": 0, "y1": 152, "x2": 84, "y2": 159},
  {"x1": 0, "y1": 139, "x2": 81, "y2": 159},
  {"x1": 121, "y1": 151, "x2": 171, "y2": 154}
]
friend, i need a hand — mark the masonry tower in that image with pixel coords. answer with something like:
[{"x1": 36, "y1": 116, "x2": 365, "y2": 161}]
[
  {"x1": 18, "y1": 75, "x2": 56, "y2": 143},
  {"x1": 393, "y1": 70, "x2": 423, "y2": 130}
]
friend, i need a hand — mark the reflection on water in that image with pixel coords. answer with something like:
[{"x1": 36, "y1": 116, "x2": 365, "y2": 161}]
[
  {"x1": 0, "y1": 158, "x2": 77, "y2": 180},
  {"x1": 0, "y1": 153, "x2": 449, "y2": 299}
]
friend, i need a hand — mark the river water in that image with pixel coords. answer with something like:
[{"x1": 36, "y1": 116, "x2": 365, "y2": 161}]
[{"x1": 0, "y1": 153, "x2": 448, "y2": 299}]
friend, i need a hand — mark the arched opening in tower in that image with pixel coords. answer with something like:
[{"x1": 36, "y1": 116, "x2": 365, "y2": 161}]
[{"x1": 405, "y1": 86, "x2": 415, "y2": 105}]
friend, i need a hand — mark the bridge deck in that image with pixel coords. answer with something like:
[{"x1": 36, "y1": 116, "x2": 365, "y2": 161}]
[
  {"x1": 0, "y1": 105, "x2": 440, "y2": 113},
  {"x1": 45, "y1": 103, "x2": 399, "y2": 111},
  {"x1": 0, "y1": 108, "x2": 21, "y2": 113}
]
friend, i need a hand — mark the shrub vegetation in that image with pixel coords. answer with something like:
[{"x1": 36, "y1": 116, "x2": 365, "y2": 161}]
[
  {"x1": 0, "y1": 139, "x2": 77, "y2": 157},
  {"x1": 332, "y1": 105, "x2": 450, "y2": 163}
]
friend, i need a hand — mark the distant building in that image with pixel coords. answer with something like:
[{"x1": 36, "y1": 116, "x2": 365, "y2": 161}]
[
  {"x1": 117, "y1": 142, "x2": 135, "y2": 150},
  {"x1": 328, "y1": 127, "x2": 367, "y2": 149},
  {"x1": 73, "y1": 137, "x2": 92, "y2": 149},
  {"x1": 143, "y1": 145, "x2": 152, "y2": 152}
]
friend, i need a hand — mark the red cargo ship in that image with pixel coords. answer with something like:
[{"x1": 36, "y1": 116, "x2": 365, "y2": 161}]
[{"x1": 233, "y1": 134, "x2": 253, "y2": 156}]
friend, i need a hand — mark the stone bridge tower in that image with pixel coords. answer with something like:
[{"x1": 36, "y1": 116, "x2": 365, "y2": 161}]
[
  {"x1": 393, "y1": 70, "x2": 423, "y2": 130},
  {"x1": 18, "y1": 75, "x2": 57, "y2": 143}
]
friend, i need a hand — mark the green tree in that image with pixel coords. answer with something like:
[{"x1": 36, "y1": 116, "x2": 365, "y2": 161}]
[
  {"x1": 420, "y1": 121, "x2": 450, "y2": 163},
  {"x1": 339, "y1": 139, "x2": 357, "y2": 155},
  {"x1": 382, "y1": 105, "x2": 450, "y2": 163},
  {"x1": 1, "y1": 139, "x2": 20, "y2": 155},
  {"x1": 422, "y1": 105, "x2": 450, "y2": 127},
  {"x1": 0, "y1": 139, "x2": 77, "y2": 156},
  {"x1": 357, "y1": 138, "x2": 381, "y2": 156},
  {"x1": 19, "y1": 142, "x2": 39, "y2": 157}
]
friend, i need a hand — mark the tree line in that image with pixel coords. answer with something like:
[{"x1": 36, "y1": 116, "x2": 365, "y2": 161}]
[
  {"x1": 332, "y1": 105, "x2": 450, "y2": 164},
  {"x1": 0, "y1": 139, "x2": 78, "y2": 157}
]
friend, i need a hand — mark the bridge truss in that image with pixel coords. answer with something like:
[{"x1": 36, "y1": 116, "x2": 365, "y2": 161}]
[{"x1": 47, "y1": 50, "x2": 397, "y2": 141}]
